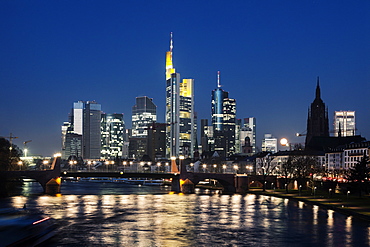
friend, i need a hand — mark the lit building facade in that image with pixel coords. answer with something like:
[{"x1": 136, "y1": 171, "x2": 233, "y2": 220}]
[
  {"x1": 211, "y1": 72, "x2": 236, "y2": 157},
  {"x1": 165, "y1": 33, "x2": 195, "y2": 158},
  {"x1": 262, "y1": 134, "x2": 277, "y2": 153},
  {"x1": 64, "y1": 101, "x2": 102, "y2": 159},
  {"x1": 101, "y1": 113, "x2": 125, "y2": 160},
  {"x1": 334, "y1": 111, "x2": 355, "y2": 137},
  {"x1": 132, "y1": 96, "x2": 157, "y2": 137},
  {"x1": 239, "y1": 117, "x2": 256, "y2": 154}
]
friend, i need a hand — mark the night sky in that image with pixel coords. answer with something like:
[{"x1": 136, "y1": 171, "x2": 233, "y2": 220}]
[{"x1": 1, "y1": 1, "x2": 369, "y2": 156}]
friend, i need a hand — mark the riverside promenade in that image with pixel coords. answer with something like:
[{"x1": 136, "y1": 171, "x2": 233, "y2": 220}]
[{"x1": 249, "y1": 189, "x2": 370, "y2": 222}]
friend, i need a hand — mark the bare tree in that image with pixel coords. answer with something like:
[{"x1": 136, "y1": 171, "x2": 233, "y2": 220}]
[{"x1": 348, "y1": 154, "x2": 370, "y2": 198}]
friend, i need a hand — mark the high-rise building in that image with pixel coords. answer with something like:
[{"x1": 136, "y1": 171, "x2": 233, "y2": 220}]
[
  {"x1": 211, "y1": 71, "x2": 236, "y2": 157},
  {"x1": 305, "y1": 77, "x2": 329, "y2": 147},
  {"x1": 101, "y1": 113, "x2": 125, "y2": 160},
  {"x1": 61, "y1": 121, "x2": 82, "y2": 159},
  {"x1": 132, "y1": 96, "x2": 157, "y2": 137},
  {"x1": 165, "y1": 33, "x2": 195, "y2": 158},
  {"x1": 262, "y1": 133, "x2": 277, "y2": 153},
  {"x1": 334, "y1": 111, "x2": 355, "y2": 137},
  {"x1": 64, "y1": 101, "x2": 102, "y2": 159},
  {"x1": 179, "y1": 78, "x2": 194, "y2": 157},
  {"x1": 239, "y1": 117, "x2": 256, "y2": 154},
  {"x1": 82, "y1": 101, "x2": 102, "y2": 159},
  {"x1": 147, "y1": 122, "x2": 167, "y2": 161}
]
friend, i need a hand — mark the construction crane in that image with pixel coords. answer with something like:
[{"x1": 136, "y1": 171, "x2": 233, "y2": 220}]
[
  {"x1": 23, "y1": 140, "x2": 32, "y2": 157},
  {"x1": 0, "y1": 133, "x2": 18, "y2": 151}
]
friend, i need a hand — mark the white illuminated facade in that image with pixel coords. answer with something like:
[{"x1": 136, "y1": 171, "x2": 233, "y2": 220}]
[
  {"x1": 262, "y1": 134, "x2": 277, "y2": 153},
  {"x1": 334, "y1": 111, "x2": 355, "y2": 137},
  {"x1": 101, "y1": 113, "x2": 125, "y2": 159},
  {"x1": 132, "y1": 96, "x2": 157, "y2": 137}
]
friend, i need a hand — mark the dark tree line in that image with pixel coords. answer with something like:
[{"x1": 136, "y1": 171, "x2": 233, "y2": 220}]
[
  {"x1": 0, "y1": 137, "x2": 22, "y2": 171},
  {"x1": 347, "y1": 154, "x2": 370, "y2": 198}
]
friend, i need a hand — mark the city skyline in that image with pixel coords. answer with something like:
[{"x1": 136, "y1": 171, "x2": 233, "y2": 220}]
[{"x1": 1, "y1": 1, "x2": 369, "y2": 156}]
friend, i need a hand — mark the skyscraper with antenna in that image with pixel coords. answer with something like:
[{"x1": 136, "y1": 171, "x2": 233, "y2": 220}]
[
  {"x1": 211, "y1": 71, "x2": 236, "y2": 157},
  {"x1": 165, "y1": 33, "x2": 195, "y2": 158}
]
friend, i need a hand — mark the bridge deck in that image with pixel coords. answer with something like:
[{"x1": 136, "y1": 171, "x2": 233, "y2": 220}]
[{"x1": 61, "y1": 171, "x2": 178, "y2": 179}]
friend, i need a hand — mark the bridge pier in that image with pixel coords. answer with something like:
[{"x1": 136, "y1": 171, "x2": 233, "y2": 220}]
[
  {"x1": 235, "y1": 175, "x2": 249, "y2": 194},
  {"x1": 171, "y1": 177, "x2": 181, "y2": 192},
  {"x1": 45, "y1": 177, "x2": 61, "y2": 194}
]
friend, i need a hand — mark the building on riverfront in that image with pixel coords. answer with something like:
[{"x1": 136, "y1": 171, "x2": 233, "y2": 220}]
[
  {"x1": 131, "y1": 96, "x2": 157, "y2": 138},
  {"x1": 211, "y1": 71, "x2": 237, "y2": 158},
  {"x1": 101, "y1": 113, "x2": 125, "y2": 160},
  {"x1": 262, "y1": 134, "x2": 277, "y2": 153},
  {"x1": 165, "y1": 32, "x2": 195, "y2": 158},
  {"x1": 61, "y1": 101, "x2": 102, "y2": 159},
  {"x1": 333, "y1": 110, "x2": 356, "y2": 137}
]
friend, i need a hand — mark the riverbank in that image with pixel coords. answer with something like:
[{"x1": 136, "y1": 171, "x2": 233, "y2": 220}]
[{"x1": 248, "y1": 189, "x2": 370, "y2": 222}]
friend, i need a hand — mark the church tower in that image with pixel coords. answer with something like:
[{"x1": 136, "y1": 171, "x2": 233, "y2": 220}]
[{"x1": 305, "y1": 77, "x2": 329, "y2": 147}]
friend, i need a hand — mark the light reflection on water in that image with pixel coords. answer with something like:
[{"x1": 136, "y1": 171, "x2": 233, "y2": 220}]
[{"x1": 1, "y1": 182, "x2": 370, "y2": 246}]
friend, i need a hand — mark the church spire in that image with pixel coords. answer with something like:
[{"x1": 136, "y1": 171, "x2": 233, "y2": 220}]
[{"x1": 315, "y1": 76, "x2": 321, "y2": 99}]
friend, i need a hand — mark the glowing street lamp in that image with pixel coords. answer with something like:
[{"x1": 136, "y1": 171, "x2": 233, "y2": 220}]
[
  {"x1": 222, "y1": 164, "x2": 227, "y2": 173},
  {"x1": 233, "y1": 165, "x2": 239, "y2": 174},
  {"x1": 43, "y1": 160, "x2": 49, "y2": 170},
  {"x1": 157, "y1": 162, "x2": 161, "y2": 172},
  {"x1": 18, "y1": 160, "x2": 23, "y2": 170},
  {"x1": 202, "y1": 164, "x2": 207, "y2": 173}
]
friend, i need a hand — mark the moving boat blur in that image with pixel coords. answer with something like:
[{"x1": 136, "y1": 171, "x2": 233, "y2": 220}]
[{"x1": 0, "y1": 207, "x2": 57, "y2": 246}]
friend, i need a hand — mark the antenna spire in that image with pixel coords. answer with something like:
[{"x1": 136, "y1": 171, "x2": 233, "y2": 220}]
[
  {"x1": 170, "y1": 32, "x2": 173, "y2": 52},
  {"x1": 217, "y1": 71, "x2": 221, "y2": 88}
]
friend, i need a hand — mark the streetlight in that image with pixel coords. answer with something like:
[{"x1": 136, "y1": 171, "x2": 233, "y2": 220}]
[
  {"x1": 233, "y1": 165, "x2": 238, "y2": 174},
  {"x1": 299, "y1": 185, "x2": 302, "y2": 196},
  {"x1": 329, "y1": 188, "x2": 332, "y2": 198},
  {"x1": 105, "y1": 161, "x2": 109, "y2": 172},
  {"x1": 314, "y1": 186, "x2": 317, "y2": 198},
  {"x1": 222, "y1": 164, "x2": 227, "y2": 173},
  {"x1": 202, "y1": 164, "x2": 207, "y2": 173},
  {"x1": 157, "y1": 162, "x2": 161, "y2": 172},
  {"x1": 347, "y1": 191, "x2": 350, "y2": 200},
  {"x1": 18, "y1": 161, "x2": 22, "y2": 170},
  {"x1": 43, "y1": 160, "x2": 49, "y2": 170},
  {"x1": 87, "y1": 161, "x2": 92, "y2": 171},
  {"x1": 179, "y1": 155, "x2": 184, "y2": 173},
  {"x1": 213, "y1": 164, "x2": 217, "y2": 173}
]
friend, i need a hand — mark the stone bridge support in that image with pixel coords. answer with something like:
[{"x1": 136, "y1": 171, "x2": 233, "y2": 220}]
[{"x1": 1, "y1": 157, "x2": 61, "y2": 194}]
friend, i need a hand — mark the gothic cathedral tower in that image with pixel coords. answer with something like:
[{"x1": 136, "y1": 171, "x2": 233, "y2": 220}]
[{"x1": 305, "y1": 77, "x2": 329, "y2": 147}]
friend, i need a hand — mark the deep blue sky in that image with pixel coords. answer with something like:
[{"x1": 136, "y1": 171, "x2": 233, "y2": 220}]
[{"x1": 1, "y1": 1, "x2": 369, "y2": 156}]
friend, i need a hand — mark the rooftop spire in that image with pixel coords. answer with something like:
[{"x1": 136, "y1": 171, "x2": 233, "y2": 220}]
[
  {"x1": 217, "y1": 71, "x2": 221, "y2": 88},
  {"x1": 315, "y1": 76, "x2": 321, "y2": 99},
  {"x1": 170, "y1": 32, "x2": 173, "y2": 52}
]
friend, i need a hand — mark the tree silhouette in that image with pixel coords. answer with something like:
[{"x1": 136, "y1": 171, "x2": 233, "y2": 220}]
[
  {"x1": 348, "y1": 154, "x2": 370, "y2": 198},
  {"x1": 0, "y1": 137, "x2": 22, "y2": 171}
]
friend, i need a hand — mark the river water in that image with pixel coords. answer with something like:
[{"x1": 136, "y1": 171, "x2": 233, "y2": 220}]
[{"x1": 1, "y1": 181, "x2": 370, "y2": 246}]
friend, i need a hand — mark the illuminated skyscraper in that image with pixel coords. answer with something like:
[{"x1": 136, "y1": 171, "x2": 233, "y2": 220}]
[
  {"x1": 211, "y1": 72, "x2": 236, "y2": 157},
  {"x1": 262, "y1": 133, "x2": 277, "y2": 153},
  {"x1": 66, "y1": 101, "x2": 102, "y2": 159},
  {"x1": 239, "y1": 117, "x2": 257, "y2": 154},
  {"x1": 101, "y1": 113, "x2": 125, "y2": 159},
  {"x1": 132, "y1": 96, "x2": 157, "y2": 137},
  {"x1": 165, "y1": 33, "x2": 195, "y2": 158},
  {"x1": 179, "y1": 78, "x2": 194, "y2": 157},
  {"x1": 334, "y1": 111, "x2": 355, "y2": 137}
]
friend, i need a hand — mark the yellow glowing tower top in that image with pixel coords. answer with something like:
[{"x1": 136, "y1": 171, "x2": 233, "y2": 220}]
[{"x1": 166, "y1": 32, "x2": 176, "y2": 80}]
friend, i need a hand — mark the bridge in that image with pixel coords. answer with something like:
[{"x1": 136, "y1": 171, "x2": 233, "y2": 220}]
[{"x1": 1, "y1": 156, "x2": 257, "y2": 194}]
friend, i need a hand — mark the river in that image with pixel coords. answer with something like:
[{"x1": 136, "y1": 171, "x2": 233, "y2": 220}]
[{"x1": 1, "y1": 181, "x2": 370, "y2": 246}]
